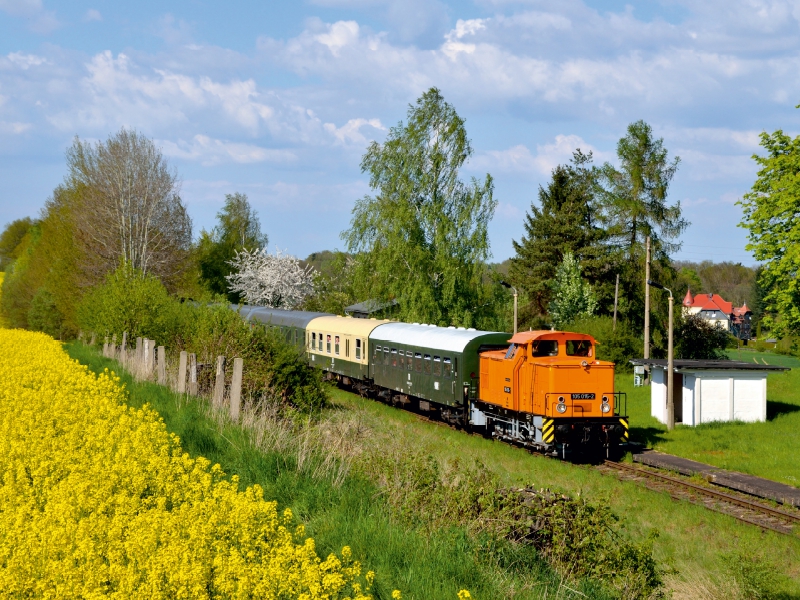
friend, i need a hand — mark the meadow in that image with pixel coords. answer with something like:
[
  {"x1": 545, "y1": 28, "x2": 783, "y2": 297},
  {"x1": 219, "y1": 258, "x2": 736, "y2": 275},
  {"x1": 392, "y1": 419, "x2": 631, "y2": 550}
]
[
  {"x1": 619, "y1": 350, "x2": 800, "y2": 487},
  {"x1": 67, "y1": 341, "x2": 800, "y2": 599}
]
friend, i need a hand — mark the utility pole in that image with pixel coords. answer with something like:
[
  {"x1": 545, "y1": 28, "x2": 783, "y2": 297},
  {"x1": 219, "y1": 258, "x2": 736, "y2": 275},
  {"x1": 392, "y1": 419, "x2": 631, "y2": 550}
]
[
  {"x1": 613, "y1": 274, "x2": 620, "y2": 331},
  {"x1": 647, "y1": 279, "x2": 675, "y2": 431},
  {"x1": 500, "y1": 281, "x2": 518, "y2": 334},
  {"x1": 644, "y1": 236, "x2": 651, "y2": 382}
]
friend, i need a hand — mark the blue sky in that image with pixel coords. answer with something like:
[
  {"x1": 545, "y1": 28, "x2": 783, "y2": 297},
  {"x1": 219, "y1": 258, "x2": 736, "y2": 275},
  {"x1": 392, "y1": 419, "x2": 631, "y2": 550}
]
[{"x1": 2, "y1": 0, "x2": 799, "y2": 265}]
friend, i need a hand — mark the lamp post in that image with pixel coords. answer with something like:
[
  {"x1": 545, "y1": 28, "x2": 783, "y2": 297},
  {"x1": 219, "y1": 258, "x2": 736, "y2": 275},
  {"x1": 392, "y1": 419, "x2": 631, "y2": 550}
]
[
  {"x1": 500, "y1": 281, "x2": 518, "y2": 335},
  {"x1": 647, "y1": 279, "x2": 675, "y2": 431}
]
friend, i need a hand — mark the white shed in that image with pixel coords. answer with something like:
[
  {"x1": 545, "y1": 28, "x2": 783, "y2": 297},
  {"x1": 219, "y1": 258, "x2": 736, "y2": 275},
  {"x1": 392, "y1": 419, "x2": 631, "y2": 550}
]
[{"x1": 631, "y1": 359, "x2": 789, "y2": 426}]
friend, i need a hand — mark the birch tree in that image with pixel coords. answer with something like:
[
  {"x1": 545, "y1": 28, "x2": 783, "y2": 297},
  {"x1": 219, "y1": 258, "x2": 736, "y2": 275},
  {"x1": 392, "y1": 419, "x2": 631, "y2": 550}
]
[
  {"x1": 65, "y1": 129, "x2": 192, "y2": 287},
  {"x1": 548, "y1": 252, "x2": 598, "y2": 329},
  {"x1": 343, "y1": 87, "x2": 497, "y2": 328},
  {"x1": 226, "y1": 247, "x2": 314, "y2": 308}
]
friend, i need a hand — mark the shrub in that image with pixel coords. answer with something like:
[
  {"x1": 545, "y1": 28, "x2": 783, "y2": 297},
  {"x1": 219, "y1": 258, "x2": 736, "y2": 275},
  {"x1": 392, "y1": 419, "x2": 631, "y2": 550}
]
[
  {"x1": 27, "y1": 288, "x2": 64, "y2": 339},
  {"x1": 675, "y1": 314, "x2": 731, "y2": 360}
]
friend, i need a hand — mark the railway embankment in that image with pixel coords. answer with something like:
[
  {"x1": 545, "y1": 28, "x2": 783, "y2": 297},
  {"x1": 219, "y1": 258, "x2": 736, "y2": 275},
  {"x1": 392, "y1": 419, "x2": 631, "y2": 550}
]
[{"x1": 66, "y1": 340, "x2": 800, "y2": 599}]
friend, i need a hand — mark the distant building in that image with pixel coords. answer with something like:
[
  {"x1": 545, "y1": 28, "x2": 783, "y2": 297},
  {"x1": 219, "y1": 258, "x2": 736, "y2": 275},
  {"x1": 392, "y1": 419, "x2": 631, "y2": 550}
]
[{"x1": 682, "y1": 290, "x2": 752, "y2": 339}]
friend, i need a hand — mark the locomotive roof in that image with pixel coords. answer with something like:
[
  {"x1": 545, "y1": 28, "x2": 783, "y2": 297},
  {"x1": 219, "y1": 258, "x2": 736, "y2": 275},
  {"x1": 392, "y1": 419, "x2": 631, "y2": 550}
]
[
  {"x1": 507, "y1": 330, "x2": 595, "y2": 344},
  {"x1": 369, "y1": 322, "x2": 509, "y2": 353},
  {"x1": 234, "y1": 305, "x2": 333, "y2": 328}
]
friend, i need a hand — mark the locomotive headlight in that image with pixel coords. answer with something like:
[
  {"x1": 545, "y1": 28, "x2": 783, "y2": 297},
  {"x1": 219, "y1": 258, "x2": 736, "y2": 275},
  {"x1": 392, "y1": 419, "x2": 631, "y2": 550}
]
[
  {"x1": 556, "y1": 402, "x2": 567, "y2": 414},
  {"x1": 601, "y1": 402, "x2": 611, "y2": 414}
]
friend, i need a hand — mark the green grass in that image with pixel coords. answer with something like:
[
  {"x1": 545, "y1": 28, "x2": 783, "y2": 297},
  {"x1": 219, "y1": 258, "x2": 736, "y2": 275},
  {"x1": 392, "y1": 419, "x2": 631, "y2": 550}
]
[
  {"x1": 618, "y1": 358, "x2": 800, "y2": 488},
  {"x1": 66, "y1": 342, "x2": 615, "y2": 600}
]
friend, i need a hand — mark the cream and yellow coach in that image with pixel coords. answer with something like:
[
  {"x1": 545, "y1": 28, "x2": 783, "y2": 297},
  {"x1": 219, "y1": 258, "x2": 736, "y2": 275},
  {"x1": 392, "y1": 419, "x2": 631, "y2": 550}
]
[{"x1": 305, "y1": 315, "x2": 389, "y2": 381}]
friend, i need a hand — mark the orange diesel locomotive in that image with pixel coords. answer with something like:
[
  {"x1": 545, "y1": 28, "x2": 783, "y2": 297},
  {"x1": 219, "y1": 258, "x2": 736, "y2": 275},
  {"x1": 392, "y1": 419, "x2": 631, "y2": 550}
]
[{"x1": 473, "y1": 331, "x2": 628, "y2": 457}]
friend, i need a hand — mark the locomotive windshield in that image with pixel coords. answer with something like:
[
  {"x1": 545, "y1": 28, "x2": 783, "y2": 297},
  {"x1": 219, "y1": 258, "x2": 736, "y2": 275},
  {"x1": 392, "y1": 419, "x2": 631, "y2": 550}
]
[
  {"x1": 532, "y1": 340, "x2": 559, "y2": 357},
  {"x1": 566, "y1": 340, "x2": 593, "y2": 357}
]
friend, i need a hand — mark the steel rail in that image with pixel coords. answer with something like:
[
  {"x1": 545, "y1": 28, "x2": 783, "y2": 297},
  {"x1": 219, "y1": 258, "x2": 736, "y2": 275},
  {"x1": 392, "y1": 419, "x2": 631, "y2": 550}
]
[{"x1": 602, "y1": 460, "x2": 800, "y2": 535}]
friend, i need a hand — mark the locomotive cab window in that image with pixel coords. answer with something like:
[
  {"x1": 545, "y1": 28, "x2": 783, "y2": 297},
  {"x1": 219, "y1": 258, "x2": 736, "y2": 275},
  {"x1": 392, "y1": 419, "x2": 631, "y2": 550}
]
[
  {"x1": 355, "y1": 338, "x2": 361, "y2": 360},
  {"x1": 504, "y1": 344, "x2": 516, "y2": 360},
  {"x1": 443, "y1": 357, "x2": 452, "y2": 378},
  {"x1": 433, "y1": 356, "x2": 441, "y2": 376},
  {"x1": 532, "y1": 340, "x2": 559, "y2": 357},
  {"x1": 566, "y1": 340, "x2": 592, "y2": 357}
]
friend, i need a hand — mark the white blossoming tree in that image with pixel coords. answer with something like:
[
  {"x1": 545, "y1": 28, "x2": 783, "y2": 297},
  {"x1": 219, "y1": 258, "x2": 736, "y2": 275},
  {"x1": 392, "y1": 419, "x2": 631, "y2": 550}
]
[
  {"x1": 225, "y1": 247, "x2": 314, "y2": 308},
  {"x1": 548, "y1": 252, "x2": 598, "y2": 329}
]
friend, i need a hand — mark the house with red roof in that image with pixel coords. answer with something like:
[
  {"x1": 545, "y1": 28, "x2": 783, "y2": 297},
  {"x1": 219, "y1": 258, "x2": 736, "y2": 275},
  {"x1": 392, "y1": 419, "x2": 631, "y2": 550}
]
[{"x1": 682, "y1": 290, "x2": 752, "y2": 339}]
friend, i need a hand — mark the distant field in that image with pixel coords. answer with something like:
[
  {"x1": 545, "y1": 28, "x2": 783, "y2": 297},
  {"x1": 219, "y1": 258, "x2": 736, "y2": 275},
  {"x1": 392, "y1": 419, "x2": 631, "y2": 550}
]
[
  {"x1": 620, "y1": 356, "x2": 800, "y2": 488},
  {"x1": 726, "y1": 347, "x2": 800, "y2": 368}
]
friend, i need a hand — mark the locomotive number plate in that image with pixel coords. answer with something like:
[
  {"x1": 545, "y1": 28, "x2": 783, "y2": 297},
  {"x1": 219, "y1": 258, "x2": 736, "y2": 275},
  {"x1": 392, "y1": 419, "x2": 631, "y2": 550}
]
[{"x1": 571, "y1": 393, "x2": 595, "y2": 400}]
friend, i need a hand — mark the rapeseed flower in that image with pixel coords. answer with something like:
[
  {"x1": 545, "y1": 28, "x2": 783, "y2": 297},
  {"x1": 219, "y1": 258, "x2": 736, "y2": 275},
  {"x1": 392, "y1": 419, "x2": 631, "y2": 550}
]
[{"x1": 0, "y1": 329, "x2": 372, "y2": 599}]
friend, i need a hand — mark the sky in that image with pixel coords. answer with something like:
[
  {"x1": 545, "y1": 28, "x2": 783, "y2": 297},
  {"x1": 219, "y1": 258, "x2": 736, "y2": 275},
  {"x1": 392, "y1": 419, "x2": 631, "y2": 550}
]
[{"x1": 2, "y1": 0, "x2": 799, "y2": 266}]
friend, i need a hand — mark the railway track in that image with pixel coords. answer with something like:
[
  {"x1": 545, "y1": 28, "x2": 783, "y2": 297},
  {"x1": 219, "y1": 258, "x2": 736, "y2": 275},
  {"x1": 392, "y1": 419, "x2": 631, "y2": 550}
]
[{"x1": 599, "y1": 460, "x2": 800, "y2": 536}]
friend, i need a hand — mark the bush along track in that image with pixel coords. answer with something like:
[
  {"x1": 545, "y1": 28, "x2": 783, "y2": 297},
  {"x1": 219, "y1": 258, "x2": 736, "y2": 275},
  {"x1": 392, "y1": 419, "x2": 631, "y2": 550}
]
[
  {"x1": 71, "y1": 336, "x2": 664, "y2": 600},
  {"x1": 0, "y1": 329, "x2": 377, "y2": 599}
]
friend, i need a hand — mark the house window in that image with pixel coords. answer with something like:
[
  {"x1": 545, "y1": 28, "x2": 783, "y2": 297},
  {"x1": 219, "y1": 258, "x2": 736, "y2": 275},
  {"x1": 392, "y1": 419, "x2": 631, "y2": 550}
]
[
  {"x1": 424, "y1": 354, "x2": 432, "y2": 375},
  {"x1": 433, "y1": 356, "x2": 442, "y2": 376},
  {"x1": 443, "y1": 357, "x2": 452, "y2": 378},
  {"x1": 415, "y1": 353, "x2": 423, "y2": 372},
  {"x1": 355, "y1": 338, "x2": 361, "y2": 360},
  {"x1": 326, "y1": 335, "x2": 331, "y2": 353},
  {"x1": 335, "y1": 336, "x2": 340, "y2": 355}
]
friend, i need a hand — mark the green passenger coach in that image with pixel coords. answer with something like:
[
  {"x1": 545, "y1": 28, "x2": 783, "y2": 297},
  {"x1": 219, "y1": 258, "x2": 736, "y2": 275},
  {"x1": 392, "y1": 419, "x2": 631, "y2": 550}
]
[{"x1": 368, "y1": 322, "x2": 510, "y2": 413}]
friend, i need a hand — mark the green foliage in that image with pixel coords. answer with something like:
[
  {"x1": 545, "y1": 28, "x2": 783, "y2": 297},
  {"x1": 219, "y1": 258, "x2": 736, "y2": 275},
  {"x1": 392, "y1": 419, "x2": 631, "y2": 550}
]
[
  {"x1": 675, "y1": 314, "x2": 732, "y2": 360},
  {"x1": 569, "y1": 316, "x2": 640, "y2": 372},
  {"x1": 302, "y1": 251, "x2": 357, "y2": 315},
  {"x1": 739, "y1": 128, "x2": 800, "y2": 336},
  {"x1": 0, "y1": 218, "x2": 34, "y2": 271},
  {"x1": 548, "y1": 252, "x2": 597, "y2": 329},
  {"x1": 364, "y1": 450, "x2": 663, "y2": 599},
  {"x1": 343, "y1": 87, "x2": 498, "y2": 328},
  {"x1": 197, "y1": 193, "x2": 268, "y2": 301},
  {"x1": 509, "y1": 153, "x2": 610, "y2": 322},
  {"x1": 77, "y1": 265, "x2": 180, "y2": 344},
  {"x1": 723, "y1": 550, "x2": 780, "y2": 599},
  {"x1": 28, "y1": 289, "x2": 65, "y2": 339}
]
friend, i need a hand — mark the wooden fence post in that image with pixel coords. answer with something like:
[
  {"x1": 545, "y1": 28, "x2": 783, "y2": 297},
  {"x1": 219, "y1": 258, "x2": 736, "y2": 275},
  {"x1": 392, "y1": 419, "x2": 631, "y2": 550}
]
[
  {"x1": 135, "y1": 337, "x2": 142, "y2": 368},
  {"x1": 230, "y1": 358, "x2": 243, "y2": 421},
  {"x1": 121, "y1": 332, "x2": 128, "y2": 366},
  {"x1": 177, "y1": 351, "x2": 188, "y2": 393},
  {"x1": 90, "y1": 332, "x2": 96, "y2": 346},
  {"x1": 157, "y1": 346, "x2": 166, "y2": 385},
  {"x1": 111, "y1": 334, "x2": 117, "y2": 359},
  {"x1": 103, "y1": 337, "x2": 109, "y2": 357},
  {"x1": 213, "y1": 356, "x2": 226, "y2": 409},
  {"x1": 144, "y1": 339, "x2": 152, "y2": 375},
  {"x1": 188, "y1": 353, "x2": 197, "y2": 395}
]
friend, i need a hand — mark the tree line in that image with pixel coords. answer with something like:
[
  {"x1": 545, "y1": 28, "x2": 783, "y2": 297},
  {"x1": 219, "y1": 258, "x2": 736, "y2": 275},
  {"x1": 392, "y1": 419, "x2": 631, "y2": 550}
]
[{"x1": 2, "y1": 86, "x2": 791, "y2": 365}]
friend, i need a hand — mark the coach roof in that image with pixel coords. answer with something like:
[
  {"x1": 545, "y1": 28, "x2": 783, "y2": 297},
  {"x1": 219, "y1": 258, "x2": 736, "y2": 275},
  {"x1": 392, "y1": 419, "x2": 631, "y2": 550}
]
[
  {"x1": 370, "y1": 322, "x2": 508, "y2": 353},
  {"x1": 235, "y1": 305, "x2": 333, "y2": 328}
]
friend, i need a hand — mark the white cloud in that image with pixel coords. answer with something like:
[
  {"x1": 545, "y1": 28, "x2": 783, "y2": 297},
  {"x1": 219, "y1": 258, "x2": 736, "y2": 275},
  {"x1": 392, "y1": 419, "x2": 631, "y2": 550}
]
[
  {"x1": 159, "y1": 135, "x2": 296, "y2": 166},
  {"x1": 323, "y1": 117, "x2": 384, "y2": 145},
  {"x1": 474, "y1": 134, "x2": 607, "y2": 175},
  {"x1": 3, "y1": 52, "x2": 46, "y2": 69},
  {"x1": 0, "y1": 121, "x2": 32, "y2": 134},
  {"x1": 0, "y1": 0, "x2": 58, "y2": 33},
  {"x1": 83, "y1": 8, "x2": 101, "y2": 22}
]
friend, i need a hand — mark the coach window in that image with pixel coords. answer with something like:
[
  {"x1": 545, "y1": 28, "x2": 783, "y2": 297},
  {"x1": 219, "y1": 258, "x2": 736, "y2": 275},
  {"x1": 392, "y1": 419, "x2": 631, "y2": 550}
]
[
  {"x1": 326, "y1": 335, "x2": 331, "y2": 353},
  {"x1": 383, "y1": 347, "x2": 390, "y2": 365},
  {"x1": 566, "y1": 340, "x2": 592, "y2": 357},
  {"x1": 311, "y1": 332, "x2": 316, "y2": 349},
  {"x1": 391, "y1": 348, "x2": 398, "y2": 367},
  {"x1": 318, "y1": 333, "x2": 323, "y2": 351},
  {"x1": 345, "y1": 339, "x2": 350, "y2": 357},
  {"x1": 397, "y1": 350, "x2": 404, "y2": 368},
  {"x1": 355, "y1": 338, "x2": 361, "y2": 360},
  {"x1": 443, "y1": 357, "x2": 452, "y2": 378},
  {"x1": 415, "y1": 352, "x2": 423, "y2": 372},
  {"x1": 532, "y1": 340, "x2": 558, "y2": 357},
  {"x1": 407, "y1": 351, "x2": 414, "y2": 371},
  {"x1": 433, "y1": 356, "x2": 442, "y2": 376},
  {"x1": 335, "y1": 336, "x2": 340, "y2": 355},
  {"x1": 423, "y1": 354, "x2": 432, "y2": 375}
]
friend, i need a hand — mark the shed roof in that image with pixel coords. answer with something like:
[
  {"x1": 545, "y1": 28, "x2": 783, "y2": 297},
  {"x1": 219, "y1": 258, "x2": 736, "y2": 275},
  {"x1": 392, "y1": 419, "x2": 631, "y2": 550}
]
[
  {"x1": 630, "y1": 358, "x2": 789, "y2": 372},
  {"x1": 369, "y1": 322, "x2": 508, "y2": 353},
  {"x1": 235, "y1": 305, "x2": 333, "y2": 328}
]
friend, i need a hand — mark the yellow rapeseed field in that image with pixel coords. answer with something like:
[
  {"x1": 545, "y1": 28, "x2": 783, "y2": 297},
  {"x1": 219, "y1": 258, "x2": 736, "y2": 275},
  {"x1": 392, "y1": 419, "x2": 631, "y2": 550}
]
[{"x1": 0, "y1": 329, "x2": 375, "y2": 599}]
